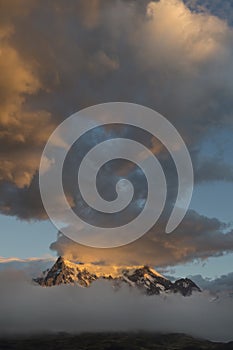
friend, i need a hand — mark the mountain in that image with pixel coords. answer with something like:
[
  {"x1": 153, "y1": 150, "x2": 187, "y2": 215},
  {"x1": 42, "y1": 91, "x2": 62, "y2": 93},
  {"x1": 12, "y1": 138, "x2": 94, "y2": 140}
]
[
  {"x1": 35, "y1": 256, "x2": 98, "y2": 287},
  {"x1": 34, "y1": 256, "x2": 201, "y2": 296}
]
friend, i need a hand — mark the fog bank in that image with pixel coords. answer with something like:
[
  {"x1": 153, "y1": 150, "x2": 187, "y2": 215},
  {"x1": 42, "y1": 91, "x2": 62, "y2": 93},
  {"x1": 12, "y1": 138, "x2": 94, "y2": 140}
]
[{"x1": 0, "y1": 270, "x2": 232, "y2": 342}]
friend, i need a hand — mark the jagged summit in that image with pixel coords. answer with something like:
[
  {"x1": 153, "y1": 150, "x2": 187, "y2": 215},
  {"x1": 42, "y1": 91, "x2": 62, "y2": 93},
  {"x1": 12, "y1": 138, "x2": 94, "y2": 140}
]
[
  {"x1": 173, "y1": 278, "x2": 201, "y2": 296},
  {"x1": 35, "y1": 256, "x2": 98, "y2": 287},
  {"x1": 35, "y1": 256, "x2": 201, "y2": 296}
]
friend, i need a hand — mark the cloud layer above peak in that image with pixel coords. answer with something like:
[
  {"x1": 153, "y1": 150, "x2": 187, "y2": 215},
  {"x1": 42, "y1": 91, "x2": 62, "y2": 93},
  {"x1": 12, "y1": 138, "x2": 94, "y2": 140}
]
[{"x1": 0, "y1": 0, "x2": 233, "y2": 264}]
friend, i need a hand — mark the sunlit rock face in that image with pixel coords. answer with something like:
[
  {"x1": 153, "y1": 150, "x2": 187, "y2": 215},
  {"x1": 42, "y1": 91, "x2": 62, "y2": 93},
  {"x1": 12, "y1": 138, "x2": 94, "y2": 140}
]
[
  {"x1": 34, "y1": 256, "x2": 98, "y2": 287},
  {"x1": 34, "y1": 256, "x2": 201, "y2": 296}
]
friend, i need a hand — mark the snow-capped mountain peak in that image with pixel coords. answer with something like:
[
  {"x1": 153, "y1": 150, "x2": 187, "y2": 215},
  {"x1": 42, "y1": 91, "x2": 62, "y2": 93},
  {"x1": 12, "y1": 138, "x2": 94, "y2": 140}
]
[{"x1": 35, "y1": 257, "x2": 201, "y2": 296}]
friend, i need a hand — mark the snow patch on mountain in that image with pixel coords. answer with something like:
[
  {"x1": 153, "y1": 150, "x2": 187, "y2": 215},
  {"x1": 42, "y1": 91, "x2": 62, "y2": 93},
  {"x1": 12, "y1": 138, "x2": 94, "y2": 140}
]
[{"x1": 34, "y1": 256, "x2": 201, "y2": 296}]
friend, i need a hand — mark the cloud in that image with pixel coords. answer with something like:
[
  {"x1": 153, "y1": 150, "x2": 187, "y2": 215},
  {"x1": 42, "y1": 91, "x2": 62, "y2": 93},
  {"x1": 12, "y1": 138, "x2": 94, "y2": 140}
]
[
  {"x1": 0, "y1": 0, "x2": 233, "y2": 267},
  {"x1": 191, "y1": 272, "x2": 233, "y2": 293},
  {"x1": 184, "y1": 0, "x2": 233, "y2": 25},
  {"x1": 0, "y1": 0, "x2": 232, "y2": 216},
  {"x1": 0, "y1": 5, "x2": 54, "y2": 188},
  {"x1": 0, "y1": 256, "x2": 55, "y2": 277},
  {"x1": 50, "y1": 210, "x2": 233, "y2": 267},
  {"x1": 195, "y1": 157, "x2": 233, "y2": 183},
  {"x1": 0, "y1": 270, "x2": 232, "y2": 341}
]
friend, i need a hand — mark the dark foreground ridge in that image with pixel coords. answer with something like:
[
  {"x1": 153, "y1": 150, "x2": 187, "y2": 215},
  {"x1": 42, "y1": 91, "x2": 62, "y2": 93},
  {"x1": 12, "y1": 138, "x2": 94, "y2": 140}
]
[
  {"x1": 0, "y1": 333, "x2": 232, "y2": 350},
  {"x1": 34, "y1": 256, "x2": 201, "y2": 296}
]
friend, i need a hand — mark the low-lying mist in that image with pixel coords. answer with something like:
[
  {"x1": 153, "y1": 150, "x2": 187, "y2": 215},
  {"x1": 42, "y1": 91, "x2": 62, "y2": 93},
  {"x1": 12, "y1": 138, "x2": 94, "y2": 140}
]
[{"x1": 0, "y1": 270, "x2": 232, "y2": 342}]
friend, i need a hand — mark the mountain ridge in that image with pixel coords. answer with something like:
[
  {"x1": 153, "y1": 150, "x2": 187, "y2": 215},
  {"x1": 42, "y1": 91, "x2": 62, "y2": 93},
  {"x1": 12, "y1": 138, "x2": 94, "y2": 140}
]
[{"x1": 35, "y1": 256, "x2": 201, "y2": 296}]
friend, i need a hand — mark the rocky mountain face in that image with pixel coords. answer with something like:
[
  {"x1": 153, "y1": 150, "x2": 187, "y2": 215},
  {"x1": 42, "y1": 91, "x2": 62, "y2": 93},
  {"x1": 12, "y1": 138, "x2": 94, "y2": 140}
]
[
  {"x1": 35, "y1": 256, "x2": 98, "y2": 287},
  {"x1": 34, "y1": 256, "x2": 201, "y2": 296}
]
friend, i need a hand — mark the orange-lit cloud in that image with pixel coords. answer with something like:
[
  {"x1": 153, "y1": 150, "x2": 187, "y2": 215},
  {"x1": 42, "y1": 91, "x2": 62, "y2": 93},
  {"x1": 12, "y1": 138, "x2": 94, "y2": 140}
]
[{"x1": 0, "y1": 0, "x2": 233, "y2": 266}]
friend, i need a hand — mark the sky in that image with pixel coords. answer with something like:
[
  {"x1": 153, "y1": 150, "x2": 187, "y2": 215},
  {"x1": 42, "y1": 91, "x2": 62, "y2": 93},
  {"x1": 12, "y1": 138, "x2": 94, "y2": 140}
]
[{"x1": 1, "y1": 0, "x2": 233, "y2": 280}]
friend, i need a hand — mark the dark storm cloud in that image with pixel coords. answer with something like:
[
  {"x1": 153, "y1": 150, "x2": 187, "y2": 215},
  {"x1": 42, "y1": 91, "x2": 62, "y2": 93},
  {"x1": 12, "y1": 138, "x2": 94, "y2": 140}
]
[
  {"x1": 0, "y1": 0, "x2": 233, "y2": 264},
  {"x1": 0, "y1": 0, "x2": 233, "y2": 215},
  {"x1": 0, "y1": 270, "x2": 233, "y2": 341}
]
